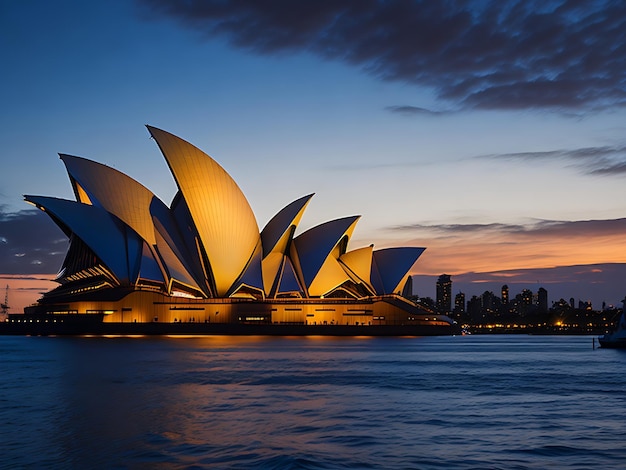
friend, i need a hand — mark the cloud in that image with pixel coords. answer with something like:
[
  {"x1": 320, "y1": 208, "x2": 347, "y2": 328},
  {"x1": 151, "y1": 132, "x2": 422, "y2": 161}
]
[
  {"x1": 0, "y1": 209, "x2": 66, "y2": 274},
  {"x1": 392, "y1": 218, "x2": 626, "y2": 237},
  {"x1": 383, "y1": 217, "x2": 626, "y2": 275},
  {"x1": 477, "y1": 144, "x2": 626, "y2": 176},
  {"x1": 393, "y1": 221, "x2": 526, "y2": 233},
  {"x1": 385, "y1": 105, "x2": 448, "y2": 116},
  {"x1": 138, "y1": 0, "x2": 626, "y2": 112}
]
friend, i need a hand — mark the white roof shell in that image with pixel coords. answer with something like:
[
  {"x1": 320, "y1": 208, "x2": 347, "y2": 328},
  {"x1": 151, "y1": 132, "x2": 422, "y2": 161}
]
[{"x1": 148, "y1": 126, "x2": 261, "y2": 297}]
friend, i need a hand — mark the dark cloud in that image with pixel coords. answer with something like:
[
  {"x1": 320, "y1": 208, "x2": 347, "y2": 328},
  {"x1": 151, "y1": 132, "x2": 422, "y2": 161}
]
[
  {"x1": 138, "y1": 0, "x2": 626, "y2": 111},
  {"x1": 0, "y1": 209, "x2": 66, "y2": 274},
  {"x1": 386, "y1": 105, "x2": 447, "y2": 116},
  {"x1": 591, "y1": 162, "x2": 626, "y2": 175},
  {"x1": 392, "y1": 217, "x2": 626, "y2": 237},
  {"x1": 394, "y1": 222, "x2": 526, "y2": 233},
  {"x1": 529, "y1": 218, "x2": 626, "y2": 236},
  {"x1": 478, "y1": 144, "x2": 626, "y2": 176}
]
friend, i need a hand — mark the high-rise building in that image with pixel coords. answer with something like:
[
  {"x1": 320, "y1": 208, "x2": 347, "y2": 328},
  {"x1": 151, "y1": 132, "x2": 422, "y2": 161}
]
[
  {"x1": 501, "y1": 285, "x2": 509, "y2": 305},
  {"x1": 481, "y1": 290, "x2": 498, "y2": 315},
  {"x1": 436, "y1": 274, "x2": 452, "y2": 314},
  {"x1": 467, "y1": 295, "x2": 483, "y2": 323},
  {"x1": 453, "y1": 292, "x2": 466, "y2": 319},
  {"x1": 515, "y1": 288, "x2": 534, "y2": 316},
  {"x1": 537, "y1": 287, "x2": 548, "y2": 314}
]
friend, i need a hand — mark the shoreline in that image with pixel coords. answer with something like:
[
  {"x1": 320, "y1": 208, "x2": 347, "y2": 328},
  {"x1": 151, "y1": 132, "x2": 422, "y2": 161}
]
[{"x1": 0, "y1": 320, "x2": 460, "y2": 337}]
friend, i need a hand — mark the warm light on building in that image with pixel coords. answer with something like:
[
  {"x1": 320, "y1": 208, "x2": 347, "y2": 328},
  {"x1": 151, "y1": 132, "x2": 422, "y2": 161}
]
[{"x1": 16, "y1": 126, "x2": 456, "y2": 331}]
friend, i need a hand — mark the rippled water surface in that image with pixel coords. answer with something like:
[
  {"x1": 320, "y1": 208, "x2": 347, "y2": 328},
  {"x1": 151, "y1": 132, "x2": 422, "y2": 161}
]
[{"x1": 1, "y1": 335, "x2": 624, "y2": 469}]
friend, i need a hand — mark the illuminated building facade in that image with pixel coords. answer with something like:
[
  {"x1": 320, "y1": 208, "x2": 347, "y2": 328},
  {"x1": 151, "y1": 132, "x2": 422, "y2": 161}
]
[
  {"x1": 537, "y1": 287, "x2": 548, "y2": 314},
  {"x1": 436, "y1": 274, "x2": 452, "y2": 314},
  {"x1": 501, "y1": 284, "x2": 509, "y2": 306},
  {"x1": 453, "y1": 292, "x2": 465, "y2": 319},
  {"x1": 21, "y1": 126, "x2": 455, "y2": 330}
]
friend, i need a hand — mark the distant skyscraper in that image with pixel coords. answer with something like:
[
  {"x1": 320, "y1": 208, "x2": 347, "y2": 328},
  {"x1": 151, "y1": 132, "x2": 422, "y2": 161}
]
[
  {"x1": 453, "y1": 292, "x2": 466, "y2": 318},
  {"x1": 516, "y1": 288, "x2": 534, "y2": 316},
  {"x1": 436, "y1": 274, "x2": 452, "y2": 314},
  {"x1": 501, "y1": 285, "x2": 509, "y2": 305},
  {"x1": 482, "y1": 290, "x2": 497, "y2": 315},
  {"x1": 537, "y1": 287, "x2": 548, "y2": 313},
  {"x1": 467, "y1": 295, "x2": 482, "y2": 323}
]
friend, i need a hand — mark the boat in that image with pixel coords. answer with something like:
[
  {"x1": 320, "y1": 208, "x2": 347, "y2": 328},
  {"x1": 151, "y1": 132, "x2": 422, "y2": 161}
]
[{"x1": 598, "y1": 302, "x2": 626, "y2": 348}]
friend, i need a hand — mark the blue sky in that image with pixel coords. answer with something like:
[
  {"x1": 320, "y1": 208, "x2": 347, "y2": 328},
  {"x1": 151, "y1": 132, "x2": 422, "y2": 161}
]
[{"x1": 2, "y1": 0, "x2": 626, "y2": 310}]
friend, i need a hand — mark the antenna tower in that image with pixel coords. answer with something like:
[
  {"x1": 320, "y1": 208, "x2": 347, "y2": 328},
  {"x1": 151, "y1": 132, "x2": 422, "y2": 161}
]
[{"x1": 1, "y1": 285, "x2": 9, "y2": 315}]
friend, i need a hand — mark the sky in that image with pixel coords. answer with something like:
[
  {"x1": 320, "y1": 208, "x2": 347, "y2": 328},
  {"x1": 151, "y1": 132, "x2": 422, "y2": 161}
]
[{"x1": 2, "y1": 0, "x2": 626, "y2": 312}]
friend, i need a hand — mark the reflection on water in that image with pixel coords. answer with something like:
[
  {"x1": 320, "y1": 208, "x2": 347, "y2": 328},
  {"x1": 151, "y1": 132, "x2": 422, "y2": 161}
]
[{"x1": 1, "y1": 335, "x2": 625, "y2": 469}]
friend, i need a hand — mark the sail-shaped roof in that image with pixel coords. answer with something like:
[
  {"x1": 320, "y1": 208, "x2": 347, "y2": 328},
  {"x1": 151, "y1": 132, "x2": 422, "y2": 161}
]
[
  {"x1": 24, "y1": 195, "x2": 140, "y2": 285},
  {"x1": 229, "y1": 240, "x2": 265, "y2": 297},
  {"x1": 261, "y1": 194, "x2": 313, "y2": 257},
  {"x1": 147, "y1": 126, "x2": 261, "y2": 297},
  {"x1": 339, "y1": 245, "x2": 376, "y2": 295},
  {"x1": 61, "y1": 154, "x2": 160, "y2": 245},
  {"x1": 293, "y1": 216, "x2": 360, "y2": 296},
  {"x1": 371, "y1": 247, "x2": 425, "y2": 295},
  {"x1": 260, "y1": 194, "x2": 313, "y2": 295},
  {"x1": 60, "y1": 154, "x2": 203, "y2": 295},
  {"x1": 276, "y1": 257, "x2": 303, "y2": 296}
]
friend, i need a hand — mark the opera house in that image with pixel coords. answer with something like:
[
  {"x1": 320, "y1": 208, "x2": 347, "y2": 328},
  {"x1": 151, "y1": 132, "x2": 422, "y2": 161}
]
[{"x1": 7, "y1": 126, "x2": 457, "y2": 335}]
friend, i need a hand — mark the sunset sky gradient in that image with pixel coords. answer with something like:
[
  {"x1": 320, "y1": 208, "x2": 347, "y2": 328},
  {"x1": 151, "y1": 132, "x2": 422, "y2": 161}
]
[{"x1": 2, "y1": 0, "x2": 626, "y2": 311}]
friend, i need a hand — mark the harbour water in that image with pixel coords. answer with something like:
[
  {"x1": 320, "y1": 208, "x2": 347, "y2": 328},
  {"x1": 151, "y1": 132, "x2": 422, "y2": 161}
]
[{"x1": 1, "y1": 334, "x2": 624, "y2": 469}]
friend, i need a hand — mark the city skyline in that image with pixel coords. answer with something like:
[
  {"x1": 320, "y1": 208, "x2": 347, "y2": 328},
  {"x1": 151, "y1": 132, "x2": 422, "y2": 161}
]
[
  {"x1": 2, "y1": 1, "x2": 626, "y2": 312},
  {"x1": 432, "y1": 275, "x2": 601, "y2": 316}
]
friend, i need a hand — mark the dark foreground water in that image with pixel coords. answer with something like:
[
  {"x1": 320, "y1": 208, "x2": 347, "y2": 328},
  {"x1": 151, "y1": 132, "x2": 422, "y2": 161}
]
[{"x1": 0, "y1": 334, "x2": 624, "y2": 469}]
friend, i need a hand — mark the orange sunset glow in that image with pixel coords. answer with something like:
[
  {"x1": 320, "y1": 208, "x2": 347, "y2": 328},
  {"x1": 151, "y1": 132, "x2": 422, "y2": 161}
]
[
  {"x1": 3, "y1": 0, "x2": 626, "y2": 314},
  {"x1": 4, "y1": 217, "x2": 626, "y2": 314},
  {"x1": 394, "y1": 218, "x2": 626, "y2": 275},
  {"x1": 0, "y1": 275, "x2": 57, "y2": 317}
]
